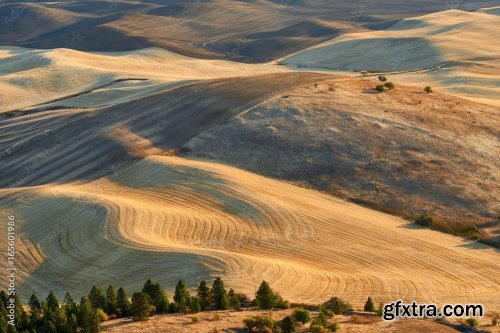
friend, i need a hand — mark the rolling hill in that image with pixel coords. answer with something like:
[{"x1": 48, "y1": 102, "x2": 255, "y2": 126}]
[
  {"x1": 0, "y1": 1, "x2": 499, "y2": 322},
  {"x1": 2, "y1": 0, "x2": 500, "y2": 61},
  {"x1": 281, "y1": 8, "x2": 500, "y2": 106},
  {"x1": 1, "y1": 156, "x2": 498, "y2": 309}
]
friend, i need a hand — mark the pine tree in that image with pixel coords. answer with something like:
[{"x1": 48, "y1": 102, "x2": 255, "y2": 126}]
[
  {"x1": 17, "y1": 311, "x2": 30, "y2": 332},
  {"x1": 364, "y1": 297, "x2": 375, "y2": 312},
  {"x1": 63, "y1": 292, "x2": 77, "y2": 316},
  {"x1": 63, "y1": 292, "x2": 74, "y2": 307},
  {"x1": 211, "y1": 278, "x2": 230, "y2": 310},
  {"x1": 174, "y1": 280, "x2": 190, "y2": 305},
  {"x1": 228, "y1": 289, "x2": 240, "y2": 310},
  {"x1": 54, "y1": 307, "x2": 67, "y2": 329},
  {"x1": 77, "y1": 298, "x2": 99, "y2": 333},
  {"x1": 105, "y1": 285, "x2": 117, "y2": 315},
  {"x1": 29, "y1": 294, "x2": 42, "y2": 321},
  {"x1": 142, "y1": 279, "x2": 168, "y2": 313},
  {"x1": 376, "y1": 302, "x2": 383, "y2": 317},
  {"x1": 0, "y1": 291, "x2": 7, "y2": 308},
  {"x1": 0, "y1": 319, "x2": 6, "y2": 333},
  {"x1": 116, "y1": 287, "x2": 131, "y2": 317},
  {"x1": 142, "y1": 279, "x2": 155, "y2": 299},
  {"x1": 255, "y1": 281, "x2": 275, "y2": 309},
  {"x1": 178, "y1": 296, "x2": 188, "y2": 314},
  {"x1": 0, "y1": 301, "x2": 8, "y2": 333},
  {"x1": 130, "y1": 292, "x2": 151, "y2": 321},
  {"x1": 67, "y1": 313, "x2": 78, "y2": 333},
  {"x1": 189, "y1": 297, "x2": 201, "y2": 314},
  {"x1": 13, "y1": 294, "x2": 24, "y2": 328},
  {"x1": 46, "y1": 320, "x2": 57, "y2": 333},
  {"x1": 46, "y1": 291, "x2": 59, "y2": 313},
  {"x1": 28, "y1": 294, "x2": 41, "y2": 313},
  {"x1": 88, "y1": 286, "x2": 105, "y2": 310},
  {"x1": 196, "y1": 281, "x2": 212, "y2": 311},
  {"x1": 156, "y1": 293, "x2": 169, "y2": 314}
]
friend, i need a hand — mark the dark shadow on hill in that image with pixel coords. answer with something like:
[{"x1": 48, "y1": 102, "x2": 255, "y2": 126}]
[
  {"x1": 0, "y1": 72, "x2": 331, "y2": 188},
  {"x1": 11, "y1": 195, "x2": 222, "y2": 302}
]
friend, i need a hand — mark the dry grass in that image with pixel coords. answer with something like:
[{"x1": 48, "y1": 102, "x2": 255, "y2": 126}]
[
  {"x1": 187, "y1": 78, "x2": 500, "y2": 245},
  {"x1": 99, "y1": 309, "x2": 488, "y2": 333}
]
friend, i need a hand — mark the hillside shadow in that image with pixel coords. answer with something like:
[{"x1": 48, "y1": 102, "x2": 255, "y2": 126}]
[{"x1": 14, "y1": 195, "x2": 222, "y2": 301}]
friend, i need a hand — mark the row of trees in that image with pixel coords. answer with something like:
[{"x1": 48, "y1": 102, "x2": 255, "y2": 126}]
[{"x1": 0, "y1": 278, "x2": 288, "y2": 333}]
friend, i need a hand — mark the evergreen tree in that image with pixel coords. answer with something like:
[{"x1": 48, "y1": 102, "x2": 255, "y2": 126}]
[
  {"x1": 174, "y1": 280, "x2": 190, "y2": 305},
  {"x1": 376, "y1": 302, "x2": 383, "y2": 317},
  {"x1": 54, "y1": 307, "x2": 67, "y2": 330},
  {"x1": 364, "y1": 297, "x2": 375, "y2": 312},
  {"x1": 88, "y1": 286, "x2": 105, "y2": 310},
  {"x1": 46, "y1": 291, "x2": 59, "y2": 313},
  {"x1": 228, "y1": 289, "x2": 241, "y2": 310},
  {"x1": 141, "y1": 279, "x2": 155, "y2": 299},
  {"x1": 13, "y1": 294, "x2": 24, "y2": 328},
  {"x1": 28, "y1": 294, "x2": 42, "y2": 321},
  {"x1": 141, "y1": 280, "x2": 167, "y2": 313},
  {"x1": 46, "y1": 320, "x2": 56, "y2": 333},
  {"x1": 211, "y1": 278, "x2": 230, "y2": 310},
  {"x1": 116, "y1": 288, "x2": 131, "y2": 317},
  {"x1": 0, "y1": 291, "x2": 7, "y2": 308},
  {"x1": 63, "y1": 292, "x2": 74, "y2": 307},
  {"x1": 155, "y1": 293, "x2": 169, "y2": 314},
  {"x1": 196, "y1": 281, "x2": 212, "y2": 311},
  {"x1": 167, "y1": 302, "x2": 176, "y2": 314},
  {"x1": 178, "y1": 296, "x2": 188, "y2": 314},
  {"x1": 63, "y1": 292, "x2": 77, "y2": 317},
  {"x1": 189, "y1": 297, "x2": 201, "y2": 314},
  {"x1": 0, "y1": 302, "x2": 8, "y2": 333},
  {"x1": 77, "y1": 298, "x2": 99, "y2": 333},
  {"x1": 17, "y1": 311, "x2": 30, "y2": 332},
  {"x1": 255, "y1": 281, "x2": 275, "y2": 309},
  {"x1": 130, "y1": 293, "x2": 151, "y2": 321},
  {"x1": 28, "y1": 294, "x2": 41, "y2": 314},
  {"x1": 67, "y1": 314, "x2": 78, "y2": 333},
  {"x1": 105, "y1": 285, "x2": 117, "y2": 315}
]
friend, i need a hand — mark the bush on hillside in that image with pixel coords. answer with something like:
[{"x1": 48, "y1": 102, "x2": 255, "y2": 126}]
[
  {"x1": 243, "y1": 316, "x2": 277, "y2": 332},
  {"x1": 323, "y1": 297, "x2": 351, "y2": 314},
  {"x1": 466, "y1": 317, "x2": 480, "y2": 327},
  {"x1": 384, "y1": 82, "x2": 395, "y2": 90},
  {"x1": 415, "y1": 215, "x2": 434, "y2": 227},
  {"x1": 293, "y1": 308, "x2": 312, "y2": 324},
  {"x1": 281, "y1": 316, "x2": 296, "y2": 333},
  {"x1": 310, "y1": 324, "x2": 328, "y2": 333},
  {"x1": 328, "y1": 322, "x2": 341, "y2": 332}
]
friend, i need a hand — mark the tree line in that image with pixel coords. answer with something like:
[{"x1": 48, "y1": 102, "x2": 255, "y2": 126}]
[{"x1": 0, "y1": 277, "x2": 289, "y2": 333}]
